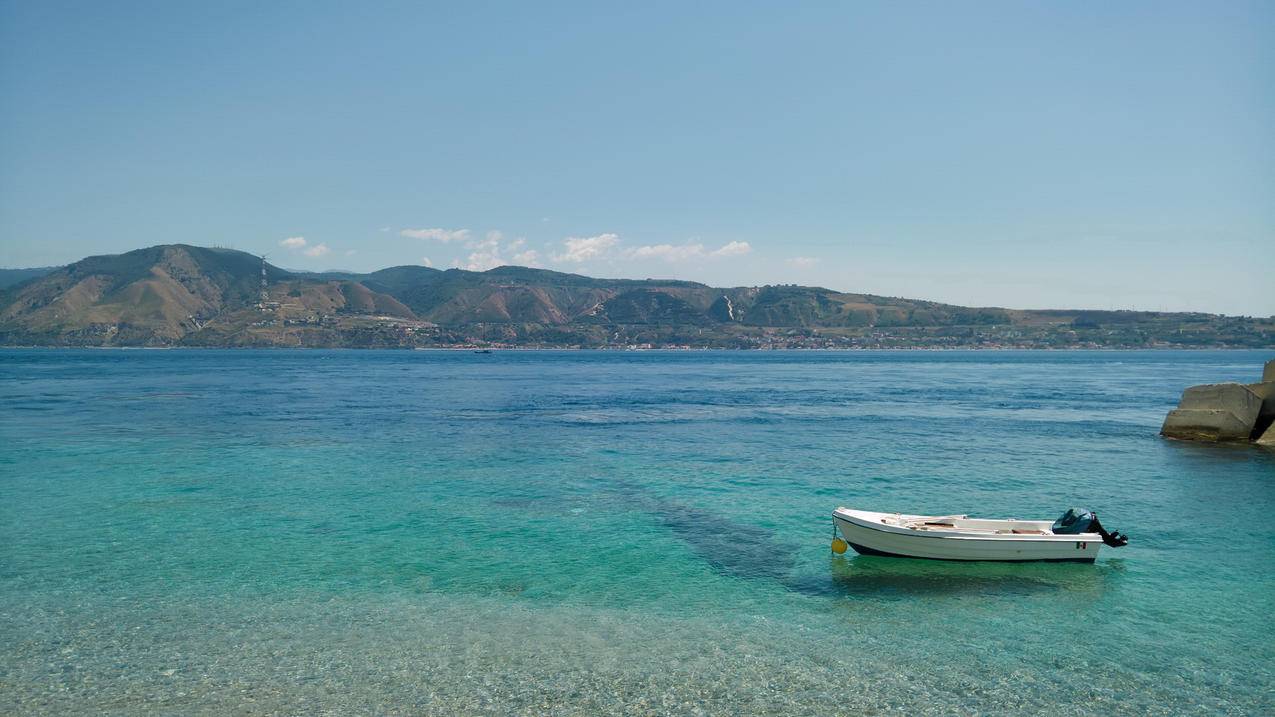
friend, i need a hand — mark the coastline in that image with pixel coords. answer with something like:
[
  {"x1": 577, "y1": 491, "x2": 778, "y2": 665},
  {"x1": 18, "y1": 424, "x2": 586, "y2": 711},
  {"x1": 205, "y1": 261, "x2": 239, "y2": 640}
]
[{"x1": 2, "y1": 344, "x2": 1271, "y2": 351}]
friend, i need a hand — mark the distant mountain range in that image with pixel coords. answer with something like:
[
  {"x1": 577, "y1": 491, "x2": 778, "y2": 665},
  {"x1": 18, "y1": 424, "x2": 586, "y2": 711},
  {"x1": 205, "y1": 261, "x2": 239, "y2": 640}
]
[
  {"x1": 1, "y1": 244, "x2": 1270, "y2": 348},
  {"x1": 0, "y1": 267, "x2": 59, "y2": 290}
]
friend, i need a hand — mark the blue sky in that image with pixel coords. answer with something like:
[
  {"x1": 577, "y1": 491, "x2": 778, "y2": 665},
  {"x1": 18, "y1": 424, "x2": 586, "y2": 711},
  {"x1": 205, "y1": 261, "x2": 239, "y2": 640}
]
[{"x1": 1, "y1": 1, "x2": 1271, "y2": 315}]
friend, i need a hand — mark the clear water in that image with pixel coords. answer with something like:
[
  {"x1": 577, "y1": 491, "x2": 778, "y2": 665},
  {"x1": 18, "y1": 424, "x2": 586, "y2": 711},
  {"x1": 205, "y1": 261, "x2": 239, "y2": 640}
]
[{"x1": 2, "y1": 349, "x2": 1272, "y2": 715}]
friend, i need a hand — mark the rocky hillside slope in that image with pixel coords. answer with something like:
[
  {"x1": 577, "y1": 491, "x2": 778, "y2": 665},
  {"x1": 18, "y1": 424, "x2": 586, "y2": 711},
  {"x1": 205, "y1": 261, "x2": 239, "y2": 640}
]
[{"x1": 1, "y1": 245, "x2": 1270, "y2": 348}]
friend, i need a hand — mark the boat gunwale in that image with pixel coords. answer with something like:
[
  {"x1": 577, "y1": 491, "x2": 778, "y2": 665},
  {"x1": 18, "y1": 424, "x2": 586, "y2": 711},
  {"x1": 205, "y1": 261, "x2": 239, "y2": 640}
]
[
  {"x1": 844, "y1": 540, "x2": 1098, "y2": 563},
  {"x1": 833, "y1": 507, "x2": 1102, "y2": 544}
]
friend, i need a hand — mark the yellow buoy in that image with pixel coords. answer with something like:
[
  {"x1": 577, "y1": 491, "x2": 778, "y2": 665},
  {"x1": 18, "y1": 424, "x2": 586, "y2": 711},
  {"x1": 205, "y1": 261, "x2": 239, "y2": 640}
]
[{"x1": 831, "y1": 537, "x2": 848, "y2": 554}]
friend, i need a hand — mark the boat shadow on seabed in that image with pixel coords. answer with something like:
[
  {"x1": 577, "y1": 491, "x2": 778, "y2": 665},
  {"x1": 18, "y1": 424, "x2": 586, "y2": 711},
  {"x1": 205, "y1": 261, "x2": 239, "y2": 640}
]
[
  {"x1": 651, "y1": 500, "x2": 799, "y2": 583},
  {"x1": 658, "y1": 502, "x2": 1126, "y2": 601},
  {"x1": 612, "y1": 481, "x2": 1124, "y2": 601},
  {"x1": 658, "y1": 499, "x2": 1125, "y2": 600}
]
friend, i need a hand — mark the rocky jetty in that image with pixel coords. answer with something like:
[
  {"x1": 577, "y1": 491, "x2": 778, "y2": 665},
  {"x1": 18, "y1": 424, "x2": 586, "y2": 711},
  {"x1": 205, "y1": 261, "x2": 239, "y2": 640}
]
[{"x1": 1162, "y1": 359, "x2": 1275, "y2": 445}]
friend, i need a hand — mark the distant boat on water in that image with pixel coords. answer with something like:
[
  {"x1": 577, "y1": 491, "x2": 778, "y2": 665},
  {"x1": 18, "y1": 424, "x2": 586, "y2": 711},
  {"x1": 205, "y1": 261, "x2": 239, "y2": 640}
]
[
  {"x1": 831, "y1": 507, "x2": 1128, "y2": 563},
  {"x1": 473, "y1": 349, "x2": 493, "y2": 354}
]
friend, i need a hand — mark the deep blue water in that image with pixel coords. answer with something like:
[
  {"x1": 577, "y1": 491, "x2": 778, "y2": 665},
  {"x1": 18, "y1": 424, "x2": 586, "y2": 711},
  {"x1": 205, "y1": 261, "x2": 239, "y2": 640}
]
[{"x1": 2, "y1": 349, "x2": 1273, "y2": 714}]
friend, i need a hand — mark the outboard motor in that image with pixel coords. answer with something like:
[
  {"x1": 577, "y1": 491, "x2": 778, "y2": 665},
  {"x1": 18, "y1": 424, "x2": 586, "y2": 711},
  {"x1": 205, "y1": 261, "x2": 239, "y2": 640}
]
[{"x1": 1052, "y1": 508, "x2": 1128, "y2": 548}]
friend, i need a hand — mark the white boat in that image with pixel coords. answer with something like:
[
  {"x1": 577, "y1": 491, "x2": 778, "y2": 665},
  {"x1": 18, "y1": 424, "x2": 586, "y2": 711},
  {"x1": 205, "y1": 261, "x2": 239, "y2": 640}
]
[{"x1": 832, "y1": 507, "x2": 1127, "y2": 563}]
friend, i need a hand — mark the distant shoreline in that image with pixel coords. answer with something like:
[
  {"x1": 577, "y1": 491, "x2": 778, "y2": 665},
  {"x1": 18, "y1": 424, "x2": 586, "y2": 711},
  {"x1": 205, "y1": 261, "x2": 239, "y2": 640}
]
[
  {"x1": 2, "y1": 345, "x2": 1270, "y2": 352},
  {"x1": 4, "y1": 245, "x2": 1271, "y2": 351}
]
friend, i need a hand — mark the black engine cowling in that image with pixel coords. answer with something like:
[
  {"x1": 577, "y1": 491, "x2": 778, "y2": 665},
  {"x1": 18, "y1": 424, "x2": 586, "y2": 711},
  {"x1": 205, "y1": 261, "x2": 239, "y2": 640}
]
[{"x1": 1052, "y1": 508, "x2": 1128, "y2": 547}]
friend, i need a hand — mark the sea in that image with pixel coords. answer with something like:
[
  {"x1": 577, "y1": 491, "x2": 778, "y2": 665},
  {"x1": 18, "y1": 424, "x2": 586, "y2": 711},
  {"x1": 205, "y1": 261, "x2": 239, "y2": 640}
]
[{"x1": 2, "y1": 349, "x2": 1272, "y2": 715}]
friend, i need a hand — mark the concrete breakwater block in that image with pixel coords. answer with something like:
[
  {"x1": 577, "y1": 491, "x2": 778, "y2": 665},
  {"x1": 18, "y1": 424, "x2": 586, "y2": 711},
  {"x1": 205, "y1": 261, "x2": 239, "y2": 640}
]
[
  {"x1": 1178, "y1": 383, "x2": 1262, "y2": 425},
  {"x1": 1161, "y1": 383, "x2": 1262, "y2": 442},
  {"x1": 1162, "y1": 408, "x2": 1258, "y2": 442},
  {"x1": 1248, "y1": 382, "x2": 1275, "y2": 438},
  {"x1": 1248, "y1": 381, "x2": 1275, "y2": 403},
  {"x1": 1247, "y1": 381, "x2": 1275, "y2": 414},
  {"x1": 1162, "y1": 361, "x2": 1275, "y2": 444},
  {"x1": 1257, "y1": 423, "x2": 1275, "y2": 447}
]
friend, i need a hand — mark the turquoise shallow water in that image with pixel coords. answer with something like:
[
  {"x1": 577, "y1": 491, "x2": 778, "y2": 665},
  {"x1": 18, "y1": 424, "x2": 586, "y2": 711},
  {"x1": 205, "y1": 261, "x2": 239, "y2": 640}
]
[{"x1": 2, "y1": 349, "x2": 1273, "y2": 715}]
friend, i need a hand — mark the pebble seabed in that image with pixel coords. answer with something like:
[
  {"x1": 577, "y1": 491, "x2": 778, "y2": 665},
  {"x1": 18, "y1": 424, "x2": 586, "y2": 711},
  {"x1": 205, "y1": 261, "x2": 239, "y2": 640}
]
[{"x1": 7, "y1": 587, "x2": 1262, "y2": 716}]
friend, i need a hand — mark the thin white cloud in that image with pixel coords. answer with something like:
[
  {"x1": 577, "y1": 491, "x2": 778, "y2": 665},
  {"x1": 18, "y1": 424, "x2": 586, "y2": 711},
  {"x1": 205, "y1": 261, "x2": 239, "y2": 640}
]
[
  {"x1": 461, "y1": 241, "x2": 503, "y2": 271},
  {"x1": 513, "y1": 249, "x2": 541, "y2": 266},
  {"x1": 710, "y1": 240, "x2": 751, "y2": 257},
  {"x1": 280, "y1": 236, "x2": 307, "y2": 249},
  {"x1": 462, "y1": 257, "x2": 502, "y2": 271},
  {"x1": 401, "y1": 227, "x2": 471, "y2": 243},
  {"x1": 344, "y1": 249, "x2": 357, "y2": 256},
  {"x1": 458, "y1": 230, "x2": 535, "y2": 271},
  {"x1": 421, "y1": 256, "x2": 433, "y2": 267},
  {"x1": 625, "y1": 240, "x2": 752, "y2": 263},
  {"x1": 629, "y1": 243, "x2": 704, "y2": 262},
  {"x1": 786, "y1": 256, "x2": 819, "y2": 268},
  {"x1": 303, "y1": 243, "x2": 330, "y2": 257},
  {"x1": 553, "y1": 233, "x2": 620, "y2": 263}
]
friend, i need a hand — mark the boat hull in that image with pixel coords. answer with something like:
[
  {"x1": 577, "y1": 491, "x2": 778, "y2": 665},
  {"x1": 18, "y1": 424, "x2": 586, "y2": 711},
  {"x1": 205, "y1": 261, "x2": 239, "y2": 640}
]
[{"x1": 833, "y1": 509, "x2": 1101, "y2": 563}]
